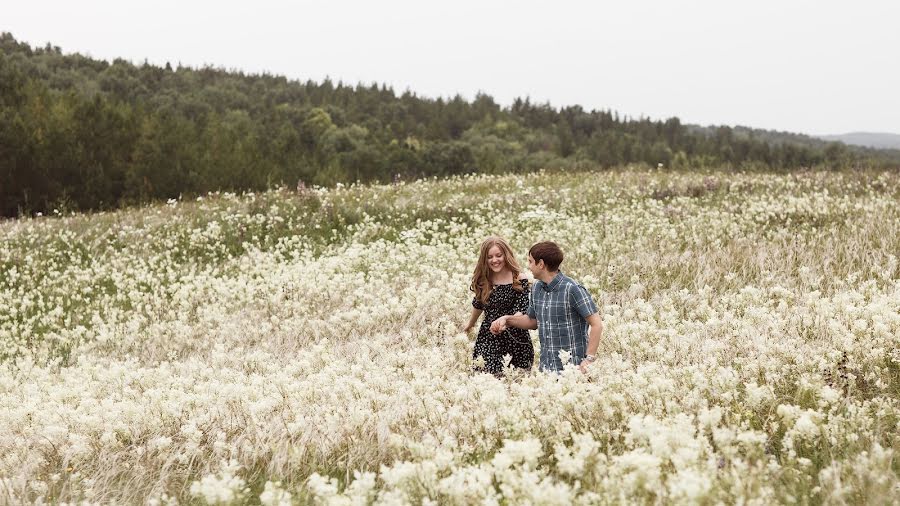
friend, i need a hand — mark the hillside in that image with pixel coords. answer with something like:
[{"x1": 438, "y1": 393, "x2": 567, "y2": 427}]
[{"x1": 2, "y1": 32, "x2": 899, "y2": 218}]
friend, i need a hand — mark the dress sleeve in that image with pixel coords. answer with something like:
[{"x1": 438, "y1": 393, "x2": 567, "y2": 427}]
[
  {"x1": 514, "y1": 279, "x2": 530, "y2": 314},
  {"x1": 472, "y1": 297, "x2": 486, "y2": 310}
]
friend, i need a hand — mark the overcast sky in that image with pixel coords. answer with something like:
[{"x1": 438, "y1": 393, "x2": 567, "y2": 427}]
[{"x1": 4, "y1": 0, "x2": 898, "y2": 135}]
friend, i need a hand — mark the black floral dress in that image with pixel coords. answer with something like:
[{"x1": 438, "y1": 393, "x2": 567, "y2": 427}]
[{"x1": 472, "y1": 279, "x2": 535, "y2": 375}]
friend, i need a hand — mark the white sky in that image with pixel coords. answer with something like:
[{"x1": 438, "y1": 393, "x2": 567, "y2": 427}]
[{"x1": 4, "y1": 0, "x2": 899, "y2": 135}]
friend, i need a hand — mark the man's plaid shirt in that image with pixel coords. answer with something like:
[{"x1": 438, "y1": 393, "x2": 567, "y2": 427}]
[{"x1": 526, "y1": 272, "x2": 599, "y2": 372}]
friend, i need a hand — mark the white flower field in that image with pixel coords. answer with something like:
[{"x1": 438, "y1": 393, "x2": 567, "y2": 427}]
[{"x1": 1, "y1": 169, "x2": 898, "y2": 505}]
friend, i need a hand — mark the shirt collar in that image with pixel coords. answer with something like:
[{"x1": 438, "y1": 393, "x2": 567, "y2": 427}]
[{"x1": 542, "y1": 272, "x2": 564, "y2": 292}]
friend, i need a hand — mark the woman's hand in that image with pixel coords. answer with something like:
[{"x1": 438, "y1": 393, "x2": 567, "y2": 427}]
[
  {"x1": 490, "y1": 316, "x2": 508, "y2": 334},
  {"x1": 462, "y1": 308, "x2": 483, "y2": 335}
]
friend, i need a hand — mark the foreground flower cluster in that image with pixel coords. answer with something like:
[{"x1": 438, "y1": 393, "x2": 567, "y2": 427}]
[{"x1": 1, "y1": 169, "x2": 898, "y2": 504}]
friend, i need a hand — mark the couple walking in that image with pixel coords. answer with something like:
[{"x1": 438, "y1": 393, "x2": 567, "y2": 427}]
[{"x1": 462, "y1": 237, "x2": 603, "y2": 376}]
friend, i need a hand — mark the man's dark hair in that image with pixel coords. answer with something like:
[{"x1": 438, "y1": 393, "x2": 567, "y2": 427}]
[{"x1": 528, "y1": 241, "x2": 564, "y2": 271}]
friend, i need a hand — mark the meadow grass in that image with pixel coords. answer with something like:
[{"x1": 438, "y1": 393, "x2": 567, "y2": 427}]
[{"x1": 0, "y1": 168, "x2": 898, "y2": 504}]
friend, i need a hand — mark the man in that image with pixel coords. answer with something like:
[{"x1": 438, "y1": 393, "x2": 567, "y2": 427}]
[{"x1": 490, "y1": 241, "x2": 603, "y2": 373}]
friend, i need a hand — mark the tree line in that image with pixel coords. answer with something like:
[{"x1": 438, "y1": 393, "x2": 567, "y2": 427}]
[{"x1": 1, "y1": 33, "x2": 897, "y2": 217}]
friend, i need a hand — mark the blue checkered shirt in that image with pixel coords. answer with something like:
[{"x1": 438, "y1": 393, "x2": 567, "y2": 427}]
[{"x1": 527, "y1": 272, "x2": 599, "y2": 372}]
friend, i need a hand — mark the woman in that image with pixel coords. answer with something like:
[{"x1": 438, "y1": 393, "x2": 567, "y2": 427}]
[{"x1": 462, "y1": 236, "x2": 534, "y2": 376}]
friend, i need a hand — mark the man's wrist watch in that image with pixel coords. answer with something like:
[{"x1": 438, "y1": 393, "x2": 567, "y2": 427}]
[{"x1": 585, "y1": 354, "x2": 597, "y2": 362}]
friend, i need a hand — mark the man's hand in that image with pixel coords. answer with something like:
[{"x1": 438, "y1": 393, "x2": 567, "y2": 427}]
[
  {"x1": 490, "y1": 316, "x2": 508, "y2": 334},
  {"x1": 579, "y1": 357, "x2": 596, "y2": 374}
]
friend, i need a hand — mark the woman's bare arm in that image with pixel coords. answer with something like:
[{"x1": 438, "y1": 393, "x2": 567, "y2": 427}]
[{"x1": 462, "y1": 307, "x2": 483, "y2": 333}]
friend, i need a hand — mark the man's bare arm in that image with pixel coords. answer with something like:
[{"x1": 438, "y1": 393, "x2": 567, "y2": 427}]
[
  {"x1": 508, "y1": 312, "x2": 538, "y2": 330},
  {"x1": 585, "y1": 313, "x2": 603, "y2": 356},
  {"x1": 491, "y1": 312, "x2": 537, "y2": 334},
  {"x1": 578, "y1": 313, "x2": 604, "y2": 373}
]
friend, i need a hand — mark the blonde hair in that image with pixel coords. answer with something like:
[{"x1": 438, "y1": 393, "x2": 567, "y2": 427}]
[{"x1": 470, "y1": 236, "x2": 524, "y2": 304}]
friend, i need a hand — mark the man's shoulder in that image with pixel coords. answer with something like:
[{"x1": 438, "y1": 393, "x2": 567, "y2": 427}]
[
  {"x1": 559, "y1": 273, "x2": 583, "y2": 289},
  {"x1": 560, "y1": 275, "x2": 594, "y2": 299}
]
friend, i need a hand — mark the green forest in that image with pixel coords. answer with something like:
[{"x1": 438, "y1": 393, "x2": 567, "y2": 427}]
[{"x1": 1, "y1": 33, "x2": 898, "y2": 217}]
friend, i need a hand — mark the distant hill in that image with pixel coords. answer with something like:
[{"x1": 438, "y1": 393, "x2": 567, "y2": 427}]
[
  {"x1": 688, "y1": 124, "x2": 834, "y2": 149},
  {"x1": 688, "y1": 124, "x2": 900, "y2": 163},
  {"x1": 817, "y1": 132, "x2": 900, "y2": 150}
]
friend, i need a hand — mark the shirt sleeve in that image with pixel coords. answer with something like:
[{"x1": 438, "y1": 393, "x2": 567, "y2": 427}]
[
  {"x1": 472, "y1": 297, "x2": 485, "y2": 310},
  {"x1": 569, "y1": 284, "x2": 598, "y2": 319}
]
